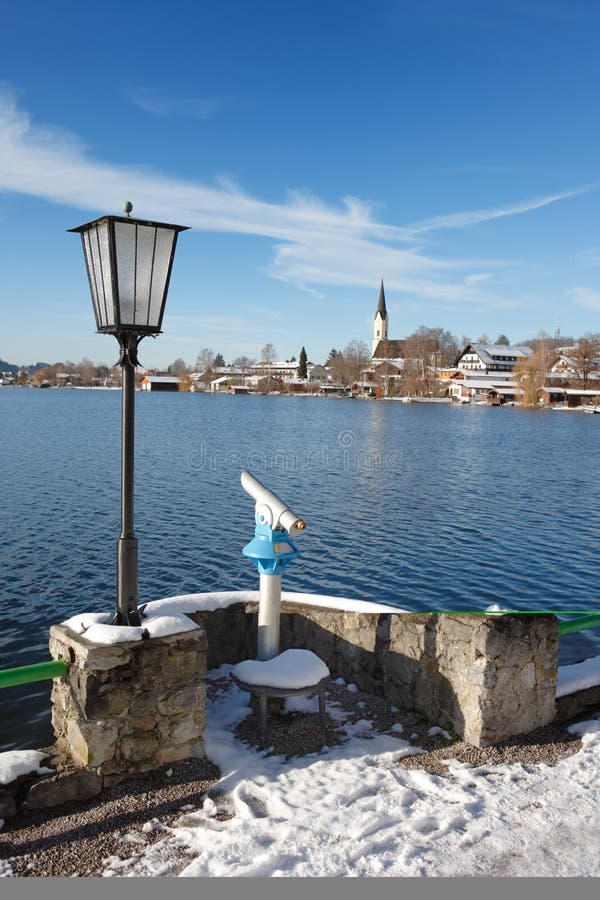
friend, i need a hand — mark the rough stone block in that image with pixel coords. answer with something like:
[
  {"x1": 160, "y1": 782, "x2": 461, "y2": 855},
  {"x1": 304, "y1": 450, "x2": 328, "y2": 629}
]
[
  {"x1": 130, "y1": 715, "x2": 157, "y2": 732},
  {"x1": 170, "y1": 715, "x2": 204, "y2": 744},
  {"x1": 23, "y1": 770, "x2": 102, "y2": 810},
  {"x1": 157, "y1": 685, "x2": 204, "y2": 717},
  {"x1": 67, "y1": 719, "x2": 118, "y2": 767},
  {"x1": 120, "y1": 732, "x2": 160, "y2": 762}
]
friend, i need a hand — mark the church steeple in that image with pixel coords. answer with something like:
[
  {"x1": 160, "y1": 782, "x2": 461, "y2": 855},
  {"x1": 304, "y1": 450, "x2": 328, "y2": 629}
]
[
  {"x1": 372, "y1": 278, "x2": 388, "y2": 356},
  {"x1": 376, "y1": 278, "x2": 387, "y2": 320}
]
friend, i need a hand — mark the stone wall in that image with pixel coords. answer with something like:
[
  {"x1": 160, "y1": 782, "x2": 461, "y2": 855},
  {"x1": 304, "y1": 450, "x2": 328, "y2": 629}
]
[
  {"x1": 191, "y1": 603, "x2": 559, "y2": 746},
  {"x1": 49, "y1": 623, "x2": 207, "y2": 783},
  {"x1": 0, "y1": 601, "x2": 569, "y2": 822},
  {"x1": 555, "y1": 682, "x2": 600, "y2": 723}
]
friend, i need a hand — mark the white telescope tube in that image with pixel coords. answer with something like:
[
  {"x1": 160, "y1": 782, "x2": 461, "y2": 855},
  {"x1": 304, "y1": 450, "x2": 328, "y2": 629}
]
[{"x1": 240, "y1": 470, "x2": 306, "y2": 535}]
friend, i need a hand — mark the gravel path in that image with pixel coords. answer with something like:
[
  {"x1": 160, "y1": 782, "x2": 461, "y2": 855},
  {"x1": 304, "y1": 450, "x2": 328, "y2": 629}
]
[
  {"x1": 0, "y1": 678, "x2": 591, "y2": 878},
  {"x1": 0, "y1": 758, "x2": 222, "y2": 877}
]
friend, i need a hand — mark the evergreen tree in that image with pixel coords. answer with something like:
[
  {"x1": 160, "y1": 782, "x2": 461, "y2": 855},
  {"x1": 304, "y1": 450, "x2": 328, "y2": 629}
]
[
  {"x1": 214, "y1": 353, "x2": 226, "y2": 367},
  {"x1": 496, "y1": 334, "x2": 510, "y2": 346},
  {"x1": 298, "y1": 346, "x2": 308, "y2": 379}
]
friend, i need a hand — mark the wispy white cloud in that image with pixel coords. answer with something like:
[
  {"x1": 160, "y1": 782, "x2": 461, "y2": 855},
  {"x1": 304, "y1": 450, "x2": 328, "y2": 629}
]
[
  {"x1": 566, "y1": 286, "x2": 600, "y2": 310},
  {"x1": 0, "y1": 88, "x2": 593, "y2": 310},
  {"x1": 128, "y1": 86, "x2": 228, "y2": 119},
  {"x1": 405, "y1": 185, "x2": 596, "y2": 235}
]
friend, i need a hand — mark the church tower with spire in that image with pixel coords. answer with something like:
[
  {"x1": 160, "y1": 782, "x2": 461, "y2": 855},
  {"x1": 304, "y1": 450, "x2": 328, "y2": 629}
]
[{"x1": 372, "y1": 278, "x2": 388, "y2": 356}]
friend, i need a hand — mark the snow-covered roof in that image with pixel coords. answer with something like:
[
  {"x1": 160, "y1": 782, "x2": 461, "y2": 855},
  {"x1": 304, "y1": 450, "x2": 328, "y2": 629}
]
[
  {"x1": 551, "y1": 355, "x2": 578, "y2": 368},
  {"x1": 544, "y1": 387, "x2": 600, "y2": 396},
  {"x1": 455, "y1": 378, "x2": 518, "y2": 389},
  {"x1": 484, "y1": 387, "x2": 522, "y2": 395},
  {"x1": 451, "y1": 371, "x2": 515, "y2": 382},
  {"x1": 251, "y1": 361, "x2": 299, "y2": 371},
  {"x1": 459, "y1": 344, "x2": 533, "y2": 366},
  {"x1": 141, "y1": 376, "x2": 181, "y2": 384}
]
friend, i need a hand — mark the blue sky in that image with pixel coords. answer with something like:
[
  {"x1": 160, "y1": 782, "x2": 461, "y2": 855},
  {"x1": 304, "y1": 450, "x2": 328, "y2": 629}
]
[{"x1": 1, "y1": 0, "x2": 600, "y2": 368}]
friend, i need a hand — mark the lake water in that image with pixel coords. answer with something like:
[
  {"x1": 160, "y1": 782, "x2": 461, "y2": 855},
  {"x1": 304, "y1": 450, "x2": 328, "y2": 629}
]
[{"x1": 1, "y1": 388, "x2": 600, "y2": 750}]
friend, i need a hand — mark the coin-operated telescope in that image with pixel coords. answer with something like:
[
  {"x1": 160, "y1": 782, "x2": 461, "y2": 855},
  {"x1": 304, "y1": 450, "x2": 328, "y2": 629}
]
[{"x1": 240, "y1": 470, "x2": 307, "y2": 660}]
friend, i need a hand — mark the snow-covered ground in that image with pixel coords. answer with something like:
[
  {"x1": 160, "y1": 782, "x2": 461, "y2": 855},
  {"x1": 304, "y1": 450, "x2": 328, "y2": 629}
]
[
  {"x1": 8, "y1": 591, "x2": 597, "y2": 876},
  {"x1": 95, "y1": 666, "x2": 600, "y2": 878}
]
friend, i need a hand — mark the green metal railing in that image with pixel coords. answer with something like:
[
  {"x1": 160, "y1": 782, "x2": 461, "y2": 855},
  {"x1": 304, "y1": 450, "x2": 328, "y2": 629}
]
[
  {"x1": 0, "y1": 659, "x2": 68, "y2": 690},
  {"x1": 557, "y1": 614, "x2": 600, "y2": 636}
]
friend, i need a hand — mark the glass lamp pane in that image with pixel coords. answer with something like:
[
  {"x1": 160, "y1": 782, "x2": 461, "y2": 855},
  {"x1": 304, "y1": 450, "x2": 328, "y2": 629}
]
[
  {"x1": 83, "y1": 222, "x2": 114, "y2": 328},
  {"x1": 148, "y1": 228, "x2": 176, "y2": 328},
  {"x1": 135, "y1": 225, "x2": 158, "y2": 325},
  {"x1": 82, "y1": 230, "x2": 103, "y2": 327},
  {"x1": 114, "y1": 221, "x2": 137, "y2": 326}
]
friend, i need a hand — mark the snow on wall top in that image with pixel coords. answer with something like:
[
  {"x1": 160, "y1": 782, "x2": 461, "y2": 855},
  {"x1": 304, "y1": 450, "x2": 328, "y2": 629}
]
[{"x1": 143, "y1": 590, "x2": 406, "y2": 618}]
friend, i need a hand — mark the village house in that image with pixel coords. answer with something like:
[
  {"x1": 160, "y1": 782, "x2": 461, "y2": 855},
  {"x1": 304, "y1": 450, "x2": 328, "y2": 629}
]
[
  {"x1": 446, "y1": 343, "x2": 533, "y2": 403},
  {"x1": 455, "y1": 343, "x2": 533, "y2": 373},
  {"x1": 139, "y1": 375, "x2": 181, "y2": 392}
]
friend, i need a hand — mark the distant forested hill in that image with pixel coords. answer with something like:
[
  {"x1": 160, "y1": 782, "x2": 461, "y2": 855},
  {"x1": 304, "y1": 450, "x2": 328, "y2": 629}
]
[{"x1": 0, "y1": 360, "x2": 50, "y2": 373}]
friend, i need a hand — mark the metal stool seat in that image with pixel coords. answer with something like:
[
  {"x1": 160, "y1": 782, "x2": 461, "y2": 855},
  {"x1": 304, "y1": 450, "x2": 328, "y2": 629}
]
[{"x1": 231, "y1": 651, "x2": 330, "y2": 733}]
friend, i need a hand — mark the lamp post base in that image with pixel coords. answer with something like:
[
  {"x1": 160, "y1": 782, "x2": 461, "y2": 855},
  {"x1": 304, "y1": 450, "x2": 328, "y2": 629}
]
[{"x1": 116, "y1": 536, "x2": 140, "y2": 626}]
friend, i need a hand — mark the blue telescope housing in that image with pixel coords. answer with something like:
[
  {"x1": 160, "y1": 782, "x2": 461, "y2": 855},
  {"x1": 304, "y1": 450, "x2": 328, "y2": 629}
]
[{"x1": 242, "y1": 521, "x2": 300, "y2": 576}]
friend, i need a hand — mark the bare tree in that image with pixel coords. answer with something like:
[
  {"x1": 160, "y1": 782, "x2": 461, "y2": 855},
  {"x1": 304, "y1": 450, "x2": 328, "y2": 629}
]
[
  {"x1": 261, "y1": 343, "x2": 277, "y2": 364},
  {"x1": 168, "y1": 358, "x2": 188, "y2": 376},
  {"x1": 231, "y1": 355, "x2": 255, "y2": 369},
  {"x1": 261, "y1": 343, "x2": 277, "y2": 391},
  {"x1": 328, "y1": 351, "x2": 348, "y2": 386},
  {"x1": 572, "y1": 333, "x2": 600, "y2": 388},
  {"x1": 402, "y1": 328, "x2": 437, "y2": 394},
  {"x1": 195, "y1": 348, "x2": 215, "y2": 374},
  {"x1": 343, "y1": 339, "x2": 370, "y2": 383}
]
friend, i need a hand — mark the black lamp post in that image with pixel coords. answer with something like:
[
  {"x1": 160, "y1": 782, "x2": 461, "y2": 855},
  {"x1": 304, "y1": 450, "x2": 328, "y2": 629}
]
[{"x1": 69, "y1": 203, "x2": 189, "y2": 625}]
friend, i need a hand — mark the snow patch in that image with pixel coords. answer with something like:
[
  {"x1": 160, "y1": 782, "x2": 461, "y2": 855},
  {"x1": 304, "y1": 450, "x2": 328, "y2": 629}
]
[
  {"x1": 557, "y1": 655, "x2": 600, "y2": 698},
  {"x1": 61, "y1": 590, "x2": 405, "y2": 647},
  {"x1": 427, "y1": 726, "x2": 452, "y2": 740},
  {"x1": 232, "y1": 649, "x2": 329, "y2": 689},
  {"x1": 144, "y1": 590, "x2": 406, "y2": 617},
  {"x1": 0, "y1": 750, "x2": 50, "y2": 786},
  {"x1": 61, "y1": 612, "x2": 112, "y2": 633},
  {"x1": 62, "y1": 612, "x2": 200, "y2": 645},
  {"x1": 98, "y1": 667, "x2": 600, "y2": 878}
]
